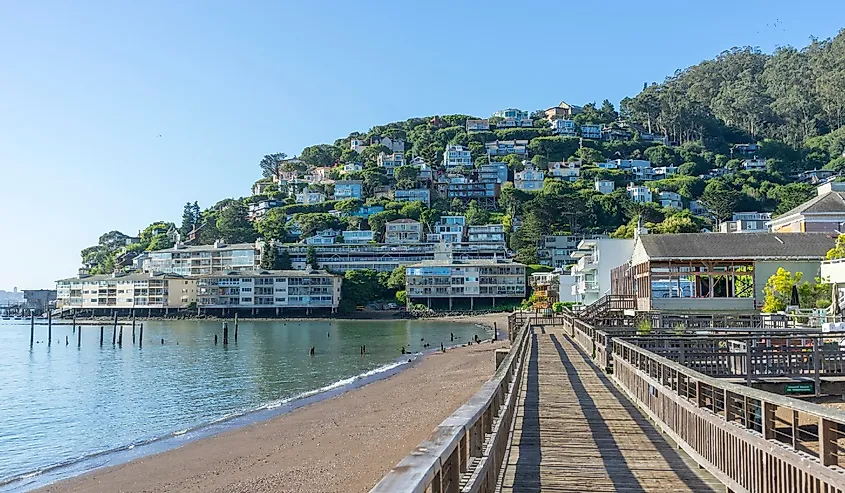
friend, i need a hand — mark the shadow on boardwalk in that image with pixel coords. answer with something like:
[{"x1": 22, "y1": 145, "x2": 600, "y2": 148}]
[
  {"x1": 551, "y1": 333, "x2": 717, "y2": 492},
  {"x1": 513, "y1": 333, "x2": 542, "y2": 490}
]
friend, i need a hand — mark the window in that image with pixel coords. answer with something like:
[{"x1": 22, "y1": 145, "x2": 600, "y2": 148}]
[
  {"x1": 241, "y1": 287, "x2": 252, "y2": 292},
  {"x1": 241, "y1": 297, "x2": 252, "y2": 303}
]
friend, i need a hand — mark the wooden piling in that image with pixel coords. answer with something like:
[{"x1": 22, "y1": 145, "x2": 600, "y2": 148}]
[
  {"x1": 77, "y1": 324, "x2": 81, "y2": 347},
  {"x1": 118, "y1": 326, "x2": 123, "y2": 346},
  {"x1": 234, "y1": 313, "x2": 239, "y2": 342},
  {"x1": 30, "y1": 313, "x2": 34, "y2": 348},
  {"x1": 112, "y1": 311, "x2": 118, "y2": 336},
  {"x1": 139, "y1": 323, "x2": 144, "y2": 348},
  {"x1": 112, "y1": 325, "x2": 116, "y2": 345},
  {"x1": 493, "y1": 322, "x2": 498, "y2": 341},
  {"x1": 132, "y1": 311, "x2": 136, "y2": 343},
  {"x1": 223, "y1": 322, "x2": 229, "y2": 345},
  {"x1": 100, "y1": 326, "x2": 104, "y2": 346},
  {"x1": 72, "y1": 313, "x2": 76, "y2": 333},
  {"x1": 48, "y1": 311, "x2": 52, "y2": 347}
]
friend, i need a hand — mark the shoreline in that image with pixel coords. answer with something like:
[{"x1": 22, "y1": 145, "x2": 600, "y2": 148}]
[{"x1": 21, "y1": 313, "x2": 511, "y2": 493}]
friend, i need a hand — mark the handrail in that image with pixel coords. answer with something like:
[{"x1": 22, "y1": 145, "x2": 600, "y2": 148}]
[
  {"x1": 370, "y1": 317, "x2": 532, "y2": 493},
  {"x1": 612, "y1": 337, "x2": 845, "y2": 490}
]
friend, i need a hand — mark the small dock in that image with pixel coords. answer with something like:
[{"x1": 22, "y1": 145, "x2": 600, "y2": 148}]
[{"x1": 500, "y1": 328, "x2": 722, "y2": 492}]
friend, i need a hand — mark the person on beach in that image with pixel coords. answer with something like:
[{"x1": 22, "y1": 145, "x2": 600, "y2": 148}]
[{"x1": 310, "y1": 346, "x2": 315, "y2": 356}]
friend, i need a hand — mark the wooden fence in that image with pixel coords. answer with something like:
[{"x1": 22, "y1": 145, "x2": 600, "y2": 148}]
[
  {"x1": 613, "y1": 338, "x2": 845, "y2": 492},
  {"x1": 370, "y1": 317, "x2": 532, "y2": 493}
]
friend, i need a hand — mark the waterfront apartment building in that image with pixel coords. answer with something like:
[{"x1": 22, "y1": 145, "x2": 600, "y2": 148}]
[
  {"x1": 144, "y1": 240, "x2": 259, "y2": 277},
  {"x1": 443, "y1": 145, "x2": 473, "y2": 170},
  {"x1": 405, "y1": 259, "x2": 526, "y2": 309},
  {"x1": 197, "y1": 270, "x2": 341, "y2": 313},
  {"x1": 56, "y1": 272, "x2": 197, "y2": 314},
  {"x1": 282, "y1": 242, "x2": 507, "y2": 273}
]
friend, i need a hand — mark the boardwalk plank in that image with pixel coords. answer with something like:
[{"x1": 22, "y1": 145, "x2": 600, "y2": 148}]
[{"x1": 500, "y1": 329, "x2": 723, "y2": 492}]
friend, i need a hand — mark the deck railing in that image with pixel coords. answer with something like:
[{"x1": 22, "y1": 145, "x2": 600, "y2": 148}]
[
  {"x1": 612, "y1": 337, "x2": 845, "y2": 492},
  {"x1": 370, "y1": 317, "x2": 532, "y2": 493}
]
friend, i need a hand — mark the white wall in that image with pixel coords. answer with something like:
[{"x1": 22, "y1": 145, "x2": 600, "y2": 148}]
[{"x1": 595, "y1": 239, "x2": 635, "y2": 298}]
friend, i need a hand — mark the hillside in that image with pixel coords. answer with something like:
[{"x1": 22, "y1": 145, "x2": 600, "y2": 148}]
[{"x1": 81, "y1": 29, "x2": 845, "y2": 273}]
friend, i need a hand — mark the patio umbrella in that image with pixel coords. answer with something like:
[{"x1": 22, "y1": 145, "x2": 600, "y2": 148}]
[{"x1": 790, "y1": 285, "x2": 800, "y2": 306}]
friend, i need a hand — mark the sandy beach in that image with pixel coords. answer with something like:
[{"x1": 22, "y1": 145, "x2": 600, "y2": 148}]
[{"x1": 35, "y1": 313, "x2": 511, "y2": 493}]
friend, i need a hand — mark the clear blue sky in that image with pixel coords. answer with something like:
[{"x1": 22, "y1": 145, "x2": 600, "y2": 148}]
[{"x1": 1, "y1": 0, "x2": 843, "y2": 289}]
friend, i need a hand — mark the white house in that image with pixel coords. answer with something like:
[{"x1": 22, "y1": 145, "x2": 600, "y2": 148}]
[
  {"x1": 658, "y1": 190, "x2": 683, "y2": 209},
  {"x1": 548, "y1": 161, "x2": 580, "y2": 182},
  {"x1": 485, "y1": 140, "x2": 529, "y2": 156},
  {"x1": 443, "y1": 145, "x2": 473, "y2": 169},
  {"x1": 408, "y1": 156, "x2": 432, "y2": 180},
  {"x1": 653, "y1": 166, "x2": 679, "y2": 179},
  {"x1": 570, "y1": 238, "x2": 635, "y2": 305},
  {"x1": 492, "y1": 108, "x2": 532, "y2": 128},
  {"x1": 580, "y1": 124, "x2": 602, "y2": 139},
  {"x1": 626, "y1": 184, "x2": 652, "y2": 203},
  {"x1": 551, "y1": 119, "x2": 577, "y2": 136},
  {"x1": 295, "y1": 191, "x2": 327, "y2": 205},
  {"x1": 341, "y1": 163, "x2": 363, "y2": 173},
  {"x1": 341, "y1": 230, "x2": 375, "y2": 244},
  {"x1": 742, "y1": 158, "x2": 767, "y2": 171},
  {"x1": 350, "y1": 138, "x2": 368, "y2": 153},
  {"x1": 372, "y1": 136, "x2": 405, "y2": 153},
  {"x1": 378, "y1": 151, "x2": 406, "y2": 176},
  {"x1": 595, "y1": 179, "x2": 615, "y2": 195},
  {"x1": 394, "y1": 188, "x2": 431, "y2": 205},
  {"x1": 466, "y1": 119, "x2": 490, "y2": 131},
  {"x1": 515, "y1": 164, "x2": 545, "y2": 191},
  {"x1": 433, "y1": 216, "x2": 466, "y2": 244},
  {"x1": 305, "y1": 229, "x2": 340, "y2": 245}
]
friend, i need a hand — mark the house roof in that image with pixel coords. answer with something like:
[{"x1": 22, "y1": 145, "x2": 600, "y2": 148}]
[
  {"x1": 776, "y1": 191, "x2": 845, "y2": 219},
  {"x1": 638, "y1": 232, "x2": 835, "y2": 261},
  {"x1": 386, "y1": 218, "x2": 420, "y2": 224}
]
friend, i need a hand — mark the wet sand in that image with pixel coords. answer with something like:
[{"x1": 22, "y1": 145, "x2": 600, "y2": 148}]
[{"x1": 36, "y1": 336, "x2": 510, "y2": 493}]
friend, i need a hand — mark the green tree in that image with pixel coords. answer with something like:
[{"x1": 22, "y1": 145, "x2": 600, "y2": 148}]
[
  {"x1": 294, "y1": 213, "x2": 341, "y2": 238},
  {"x1": 387, "y1": 266, "x2": 406, "y2": 290},
  {"x1": 279, "y1": 249, "x2": 293, "y2": 270},
  {"x1": 465, "y1": 200, "x2": 491, "y2": 225},
  {"x1": 769, "y1": 183, "x2": 815, "y2": 215},
  {"x1": 827, "y1": 233, "x2": 845, "y2": 260},
  {"x1": 306, "y1": 246, "x2": 319, "y2": 270},
  {"x1": 699, "y1": 181, "x2": 742, "y2": 221},
  {"x1": 301, "y1": 144, "x2": 340, "y2": 167},
  {"x1": 395, "y1": 290, "x2": 407, "y2": 305},
  {"x1": 216, "y1": 202, "x2": 256, "y2": 243},
  {"x1": 256, "y1": 208, "x2": 288, "y2": 240},
  {"x1": 260, "y1": 241, "x2": 280, "y2": 270},
  {"x1": 259, "y1": 152, "x2": 288, "y2": 179},
  {"x1": 179, "y1": 202, "x2": 197, "y2": 237},
  {"x1": 394, "y1": 165, "x2": 420, "y2": 181}
]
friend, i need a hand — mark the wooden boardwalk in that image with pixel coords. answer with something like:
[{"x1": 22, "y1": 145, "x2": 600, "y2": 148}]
[{"x1": 500, "y1": 328, "x2": 724, "y2": 492}]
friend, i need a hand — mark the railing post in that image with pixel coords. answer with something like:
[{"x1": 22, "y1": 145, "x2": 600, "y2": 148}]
[
  {"x1": 813, "y1": 336, "x2": 822, "y2": 397},
  {"x1": 745, "y1": 339, "x2": 753, "y2": 386},
  {"x1": 762, "y1": 401, "x2": 776, "y2": 440},
  {"x1": 819, "y1": 417, "x2": 838, "y2": 466}
]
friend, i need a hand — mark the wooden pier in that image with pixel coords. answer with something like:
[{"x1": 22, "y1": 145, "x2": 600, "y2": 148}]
[{"x1": 500, "y1": 328, "x2": 722, "y2": 492}]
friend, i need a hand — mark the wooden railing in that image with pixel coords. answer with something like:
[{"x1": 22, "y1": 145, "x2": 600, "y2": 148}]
[
  {"x1": 370, "y1": 317, "x2": 532, "y2": 493},
  {"x1": 613, "y1": 338, "x2": 845, "y2": 492},
  {"x1": 578, "y1": 294, "x2": 636, "y2": 321}
]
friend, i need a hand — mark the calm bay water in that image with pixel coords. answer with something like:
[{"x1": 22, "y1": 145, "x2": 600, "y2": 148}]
[{"x1": 0, "y1": 318, "x2": 488, "y2": 491}]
